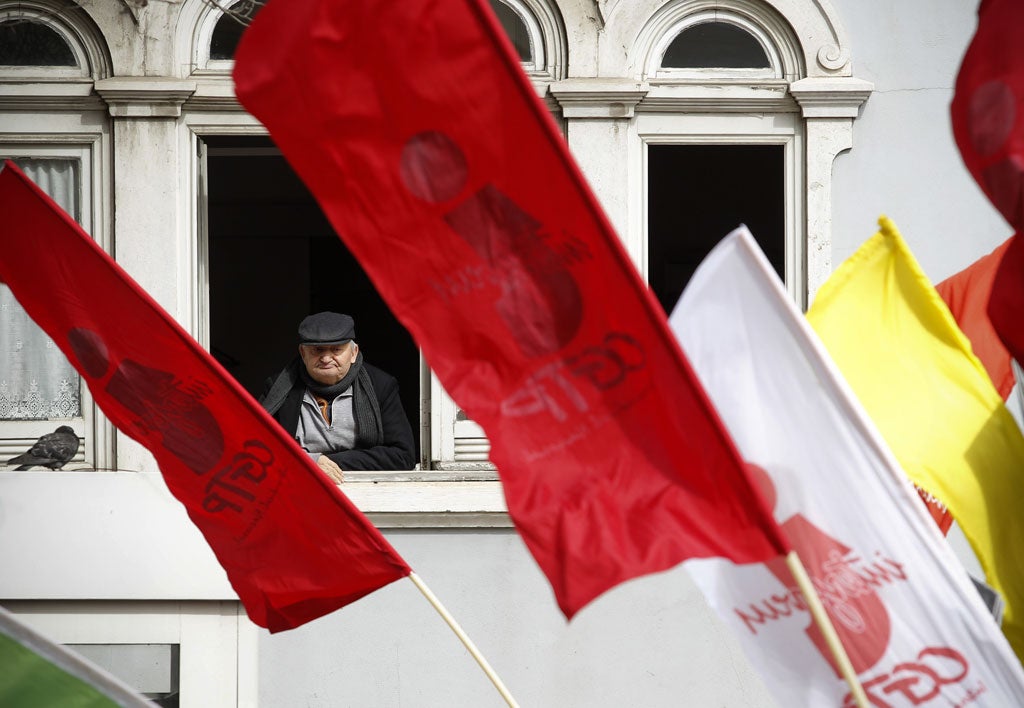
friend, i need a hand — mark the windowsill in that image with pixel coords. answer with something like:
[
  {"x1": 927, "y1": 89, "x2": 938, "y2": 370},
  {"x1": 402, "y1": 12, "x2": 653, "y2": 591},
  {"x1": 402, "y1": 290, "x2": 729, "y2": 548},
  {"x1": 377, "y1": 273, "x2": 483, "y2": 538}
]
[{"x1": 0, "y1": 468, "x2": 512, "y2": 528}]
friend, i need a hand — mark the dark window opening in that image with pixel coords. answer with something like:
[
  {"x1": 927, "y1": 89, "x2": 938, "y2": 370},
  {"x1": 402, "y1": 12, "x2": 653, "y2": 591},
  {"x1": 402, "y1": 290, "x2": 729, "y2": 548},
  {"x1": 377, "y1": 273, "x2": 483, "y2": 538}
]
[
  {"x1": 647, "y1": 144, "x2": 785, "y2": 313},
  {"x1": 489, "y1": 0, "x2": 532, "y2": 62},
  {"x1": 0, "y1": 20, "x2": 77, "y2": 66},
  {"x1": 204, "y1": 135, "x2": 420, "y2": 454},
  {"x1": 662, "y1": 22, "x2": 770, "y2": 69},
  {"x1": 209, "y1": 3, "x2": 262, "y2": 61}
]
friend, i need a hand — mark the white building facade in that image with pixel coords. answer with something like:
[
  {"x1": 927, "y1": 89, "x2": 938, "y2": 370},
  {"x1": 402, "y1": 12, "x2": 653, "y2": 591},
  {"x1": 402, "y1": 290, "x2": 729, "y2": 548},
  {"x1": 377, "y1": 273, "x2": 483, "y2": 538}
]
[{"x1": 0, "y1": 0, "x2": 1007, "y2": 705}]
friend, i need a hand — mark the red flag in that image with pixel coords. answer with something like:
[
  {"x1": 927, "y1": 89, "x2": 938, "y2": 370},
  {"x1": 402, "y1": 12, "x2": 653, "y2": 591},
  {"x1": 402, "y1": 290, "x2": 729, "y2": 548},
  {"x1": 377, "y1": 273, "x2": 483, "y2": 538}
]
[
  {"x1": 990, "y1": 234, "x2": 1024, "y2": 363},
  {"x1": 950, "y1": 0, "x2": 1024, "y2": 368},
  {"x1": 0, "y1": 161, "x2": 410, "y2": 633},
  {"x1": 935, "y1": 238, "x2": 1014, "y2": 398},
  {"x1": 951, "y1": 0, "x2": 1024, "y2": 231},
  {"x1": 233, "y1": 0, "x2": 788, "y2": 617}
]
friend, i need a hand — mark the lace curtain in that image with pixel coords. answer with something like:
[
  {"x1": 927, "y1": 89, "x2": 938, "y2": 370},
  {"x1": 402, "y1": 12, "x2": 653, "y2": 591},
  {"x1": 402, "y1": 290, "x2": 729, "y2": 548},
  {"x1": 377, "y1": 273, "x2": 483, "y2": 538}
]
[{"x1": 0, "y1": 158, "x2": 81, "y2": 420}]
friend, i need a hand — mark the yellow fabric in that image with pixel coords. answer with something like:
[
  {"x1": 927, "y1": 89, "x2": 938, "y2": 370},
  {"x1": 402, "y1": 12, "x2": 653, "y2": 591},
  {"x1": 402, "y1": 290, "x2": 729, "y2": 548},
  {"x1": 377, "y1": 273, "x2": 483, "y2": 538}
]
[{"x1": 807, "y1": 215, "x2": 1024, "y2": 662}]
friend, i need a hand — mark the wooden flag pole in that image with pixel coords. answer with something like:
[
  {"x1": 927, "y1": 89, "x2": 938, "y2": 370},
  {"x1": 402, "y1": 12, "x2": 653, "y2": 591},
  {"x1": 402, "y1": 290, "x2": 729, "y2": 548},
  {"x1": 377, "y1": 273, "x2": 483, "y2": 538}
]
[
  {"x1": 785, "y1": 551, "x2": 870, "y2": 708},
  {"x1": 408, "y1": 572, "x2": 521, "y2": 708}
]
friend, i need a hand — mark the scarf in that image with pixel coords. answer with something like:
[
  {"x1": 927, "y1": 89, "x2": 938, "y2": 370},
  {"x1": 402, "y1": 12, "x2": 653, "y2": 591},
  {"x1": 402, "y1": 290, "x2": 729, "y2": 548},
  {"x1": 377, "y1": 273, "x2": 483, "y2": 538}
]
[{"x1": 261, "y1": 352, "x2": 384, "y2": 447}]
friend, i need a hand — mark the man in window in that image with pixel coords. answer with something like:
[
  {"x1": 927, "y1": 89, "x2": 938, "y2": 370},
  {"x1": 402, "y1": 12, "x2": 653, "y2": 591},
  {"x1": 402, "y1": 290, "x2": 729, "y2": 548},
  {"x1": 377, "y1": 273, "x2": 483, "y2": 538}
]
[{"x1": 259, "y1": 311, "x2": 416, "y2": 479}]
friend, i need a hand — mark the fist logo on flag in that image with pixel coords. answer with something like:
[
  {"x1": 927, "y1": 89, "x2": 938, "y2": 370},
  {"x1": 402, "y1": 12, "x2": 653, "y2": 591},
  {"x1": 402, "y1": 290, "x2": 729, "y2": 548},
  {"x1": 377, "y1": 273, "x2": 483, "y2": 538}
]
[{"x1": 400, "y1": 130, "x2": 583, "y2": 356}]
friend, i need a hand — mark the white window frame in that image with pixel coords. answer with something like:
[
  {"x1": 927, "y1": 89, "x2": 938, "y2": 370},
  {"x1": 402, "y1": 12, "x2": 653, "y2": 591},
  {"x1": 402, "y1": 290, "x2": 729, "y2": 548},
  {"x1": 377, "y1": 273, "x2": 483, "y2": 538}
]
[
  {"x1": 0, "y1": 0, "x2": 114, "y2": 470},
  {"x1": 191, "y1": 0, "x2": 252, "y2": 75},
  {"x1": 649, "y1": 10, "x2": 783, "y2": 80},
  {"x1": 0, "y1": 137, "x2": 114, "y2": 471},
  {"x1": 0, "y1": 4, "x2": 92, "y2": 79},
  {"x1": 635, "y1": 115, "x2": 805, "y2": 303},
  {"x1": 2, "y1": 600, "x2": 257, "y2": 708},
  {"x1": 615, "y1": 0, "x2": 872, "y2": 304}
]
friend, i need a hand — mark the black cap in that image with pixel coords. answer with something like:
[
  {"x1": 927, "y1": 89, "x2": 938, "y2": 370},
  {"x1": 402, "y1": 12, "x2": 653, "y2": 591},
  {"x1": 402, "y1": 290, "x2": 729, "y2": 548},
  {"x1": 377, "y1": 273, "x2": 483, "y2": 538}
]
[{"x1": 298, "y1": 312, "x2": 355, "y2": 346}]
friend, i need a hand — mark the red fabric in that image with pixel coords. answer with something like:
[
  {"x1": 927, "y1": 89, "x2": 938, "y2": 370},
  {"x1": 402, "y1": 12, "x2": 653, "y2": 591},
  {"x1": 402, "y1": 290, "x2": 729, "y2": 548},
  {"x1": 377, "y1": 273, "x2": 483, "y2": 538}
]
[
  {"x1": 951, "y1": 0, "x2": 1024, "y2": 371},
  {"x1": 233, "y1": 0, "x2": 788, "y2": 618},
  {"x1": 991, "y1": 233, "x2": 1024, "y2": 363},
  {"x1": 935, "y1": 238, "x2": 1014, "y2": 399},
  {"x1": 951, "y1": 0, "x2": 1024, "y2": 231},
  {"x1": 0, "y1": 162, "x2": 410, "y2": 633}
]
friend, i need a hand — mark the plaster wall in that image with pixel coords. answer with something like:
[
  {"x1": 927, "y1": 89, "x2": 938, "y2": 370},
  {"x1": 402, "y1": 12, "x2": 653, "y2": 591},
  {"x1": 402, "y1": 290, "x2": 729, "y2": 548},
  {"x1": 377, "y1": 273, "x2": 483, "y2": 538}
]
[{"x1": 829, "y1": 0, "x2": 1011, "y2": 283}]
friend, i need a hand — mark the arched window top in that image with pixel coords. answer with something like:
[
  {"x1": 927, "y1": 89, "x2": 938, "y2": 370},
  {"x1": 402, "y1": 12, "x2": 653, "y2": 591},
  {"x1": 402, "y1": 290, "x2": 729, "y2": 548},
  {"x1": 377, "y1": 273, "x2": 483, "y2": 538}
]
[
  {"x1": 649, "y1": 10, "x2": 784, "y2": 79},
  {"x1": 209, "y1": 2, "x2": 261, "y2": 61},
  {"x1": 0, "y1": 19, "x2": 77, "y2": 66},
  {"x1": 186, "y1": 0, "x2": 565, "y2": 88},
  {"x1": 662, "y1": 21, "x2": 770, "y2": 70},
  {"x1": 189, "y1": 0, "x2": 262, "y2": 71},
  {"x1": 629, "y1": 0, "x2": 859, "y2": 81},
  {"x1": 0, "y1": 2, "x2": 106, "y2": 78},
  {"x1": 490, "y1": 0, "x2": 533, "y2": 63},
  {"x1": 487, "y1": 0, "x2": 566, "y2": 86}
]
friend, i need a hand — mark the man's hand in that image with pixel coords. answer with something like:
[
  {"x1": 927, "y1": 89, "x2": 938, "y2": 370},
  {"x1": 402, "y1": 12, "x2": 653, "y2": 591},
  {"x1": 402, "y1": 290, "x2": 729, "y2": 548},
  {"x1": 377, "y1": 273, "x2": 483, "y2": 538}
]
[{"x1": 317, "y1": 455, "x2": 344, "y2": 484}]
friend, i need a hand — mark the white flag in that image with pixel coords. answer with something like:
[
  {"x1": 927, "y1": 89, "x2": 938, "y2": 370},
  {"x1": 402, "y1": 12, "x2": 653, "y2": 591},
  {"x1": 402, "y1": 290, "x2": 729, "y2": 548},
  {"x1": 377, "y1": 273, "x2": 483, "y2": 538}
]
[{"x1": 669, "y1": 227, "x2": 1024, "y2": 707}]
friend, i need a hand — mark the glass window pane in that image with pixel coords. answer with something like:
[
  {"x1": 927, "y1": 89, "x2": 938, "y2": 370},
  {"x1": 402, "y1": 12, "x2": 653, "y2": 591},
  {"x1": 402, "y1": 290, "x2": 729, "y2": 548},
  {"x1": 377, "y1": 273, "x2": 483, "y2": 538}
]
[
  {"x1": 662, "y1": 22, "x2": 770, "y2": 69},
  {"x1": 209, "y1": 3, "x2": 262, "y2": 61},
  {"x1": 489, "y1": 0, "x2": 532, "y2": 63},
  {"x1": 0, "y1": 158, "x2": 82, "y2": 421},
  {"x1": 0, "y1": 20, "x2": 77, "y2": 67}
]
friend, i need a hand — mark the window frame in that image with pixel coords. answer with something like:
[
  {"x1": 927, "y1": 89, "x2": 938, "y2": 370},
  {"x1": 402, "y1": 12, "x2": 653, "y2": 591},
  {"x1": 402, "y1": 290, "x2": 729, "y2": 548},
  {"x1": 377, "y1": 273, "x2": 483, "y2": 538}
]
[
  {"x1": 635, "y1": 116, "x2": 805, "y2": 305},
  {"x1": 0, "y1": 8, "x2": 89, "y2": 78},
  {"x1": 651, "y1": 11, "x2": 782, "y2": 80},
  {"x1": 2, "y1": 600, "x2": 258, "y2": 708},
  {"x1": 0, "y1": 138, "x2": 113, "y2": 471}
]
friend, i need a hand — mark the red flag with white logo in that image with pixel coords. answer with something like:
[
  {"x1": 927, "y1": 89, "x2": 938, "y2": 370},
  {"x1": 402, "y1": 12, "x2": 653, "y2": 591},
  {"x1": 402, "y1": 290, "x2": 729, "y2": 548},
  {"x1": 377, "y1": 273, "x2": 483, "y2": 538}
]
[
  {"x1": 233, "y1": 0, "x2": 788, "y2": 617},
  {"x1": 0, "y1": 161, "x2": 410, "y2": 632}
]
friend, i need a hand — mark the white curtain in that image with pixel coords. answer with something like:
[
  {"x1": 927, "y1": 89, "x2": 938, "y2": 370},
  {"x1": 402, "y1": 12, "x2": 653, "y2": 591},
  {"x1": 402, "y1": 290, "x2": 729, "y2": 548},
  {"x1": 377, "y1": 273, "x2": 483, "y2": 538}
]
[{"x1": 0, "y1": 158, "x2": 81, "y2": 420}]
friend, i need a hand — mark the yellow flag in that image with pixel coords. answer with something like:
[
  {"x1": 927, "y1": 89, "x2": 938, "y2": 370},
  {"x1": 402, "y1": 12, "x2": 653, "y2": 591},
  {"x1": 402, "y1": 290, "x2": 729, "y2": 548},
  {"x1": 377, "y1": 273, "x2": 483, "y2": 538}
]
[{"x1": 807, "y1": 216, "x2": 1024, "y2": 662}]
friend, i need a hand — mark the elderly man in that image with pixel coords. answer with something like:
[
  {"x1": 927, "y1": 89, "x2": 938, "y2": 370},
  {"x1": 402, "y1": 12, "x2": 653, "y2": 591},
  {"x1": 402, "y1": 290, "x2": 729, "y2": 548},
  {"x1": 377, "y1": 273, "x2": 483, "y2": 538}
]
[{"x1": 259, "y1": 312, "x2": 416, "y2": 480}]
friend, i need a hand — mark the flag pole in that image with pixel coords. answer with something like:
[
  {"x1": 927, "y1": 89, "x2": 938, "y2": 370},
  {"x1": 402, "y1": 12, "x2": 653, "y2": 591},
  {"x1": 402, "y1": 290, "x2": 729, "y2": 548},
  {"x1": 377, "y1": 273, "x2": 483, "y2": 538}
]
[
  {"x1": 785, "y1": 551, "x2": 869, "y2": 708},
  {"x1": 408, "y1": 572, "x2": 520, "y2": 707}
]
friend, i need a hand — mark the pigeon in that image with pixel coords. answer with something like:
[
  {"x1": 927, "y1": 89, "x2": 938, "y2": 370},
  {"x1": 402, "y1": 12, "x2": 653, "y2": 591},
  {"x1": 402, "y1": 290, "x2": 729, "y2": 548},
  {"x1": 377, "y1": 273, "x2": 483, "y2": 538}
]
[{"x1": 6, "y1": 425, "x2": 80, "y2": 470}]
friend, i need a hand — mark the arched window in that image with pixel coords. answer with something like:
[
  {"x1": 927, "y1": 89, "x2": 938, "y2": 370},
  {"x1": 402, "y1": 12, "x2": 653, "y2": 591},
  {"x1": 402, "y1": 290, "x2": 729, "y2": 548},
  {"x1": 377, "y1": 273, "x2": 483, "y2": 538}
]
[
  {"x1": 645, "y1": 8, "x2": 787, "y2": 80},
  {"x1": 0, "y1": 2, "x2": 103, "y2": 78},
  {"x1": 611, "y1": 0, "x2": 871, "y2": 315},
  {"x1": 209, "y1": 1, "x2": 262, "y2": 61},
  {"x1": 490, "y1": 0, "x2": 533, "y2": 63},
  {"x1": 662, "y1": 21, "x2": 770, "y2": 69},
  {"x1": 0, "y1": 1, "x2": 112, "y2": 469},
  {"x1": 0, "y1": 19, "x2": 77, "y2": 66}
]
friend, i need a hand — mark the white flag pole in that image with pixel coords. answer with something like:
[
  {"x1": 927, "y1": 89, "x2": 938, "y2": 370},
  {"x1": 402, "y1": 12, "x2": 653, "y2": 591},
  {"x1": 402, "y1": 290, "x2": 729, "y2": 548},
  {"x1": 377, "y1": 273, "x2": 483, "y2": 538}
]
[
  {"x1": 408, "y1": 572, "x2": 520, "y2": 707},
  {"x1": 785, "y1": 552, "x2": 869, "y2": 708}
]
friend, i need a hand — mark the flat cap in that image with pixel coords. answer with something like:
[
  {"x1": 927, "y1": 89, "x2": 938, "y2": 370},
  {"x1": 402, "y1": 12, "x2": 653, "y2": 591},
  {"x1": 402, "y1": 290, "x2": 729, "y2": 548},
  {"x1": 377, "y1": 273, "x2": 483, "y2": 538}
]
[{"x1": 298, "y1": 312, "x2": 356, "y2": 346}]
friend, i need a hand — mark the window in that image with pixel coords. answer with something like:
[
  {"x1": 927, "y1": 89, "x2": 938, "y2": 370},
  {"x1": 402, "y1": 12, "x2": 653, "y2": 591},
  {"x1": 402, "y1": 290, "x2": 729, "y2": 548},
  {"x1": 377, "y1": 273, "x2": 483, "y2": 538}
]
[
  {"x1": 0, "y1": 19, "x2": 77, "y2": 66},
  {"x1": 647, "y1": 145, "x2": 785, "y2": 312},
  {"x1": 209, "y1": 1, "x2": 261, "y2": 61},
  {"x1": 191, "y1": 0, "x2": 264, "y2": 72},
  {"x1": 661, "y1": 21, "x2": 770, "y2": 69},
  {"x1": 490, "y1": 0, "x2": 533, "y2": 63},
  {"x1": 189, "y1": 0, "x2": 568, "y2": 471},
  {"x1": 0, "y1": 1, "x2": 112, "y2": 469},
  {"x1": 488, "y1": 0, "x2": 566, "y2": 93},
  {"x1": 1, "y1": 159, "x2": 82, "y2": 426},
  {"x1": 617, "y1": 0, "x2": 871, "y2": 308},
  {"x1": 0, "y1": 149, "x2": 102, "y2": 469},
  {"x1": 200, "y1": 136, "x2": 424, "y2": 464},
  {"x1": 0, "y1": 3, "x2": 99, "y2": 79},
  {"x1": 3, "y1": 601, "x2": 256, "y2": 708}
]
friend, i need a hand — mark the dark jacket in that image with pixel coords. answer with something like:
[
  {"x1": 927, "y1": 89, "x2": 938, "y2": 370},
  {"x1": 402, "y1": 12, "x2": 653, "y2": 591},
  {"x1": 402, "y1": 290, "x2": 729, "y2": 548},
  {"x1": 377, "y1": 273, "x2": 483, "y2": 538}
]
[{"x1": 260, "y1": 363, "x2": 416, "y2": 471}]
